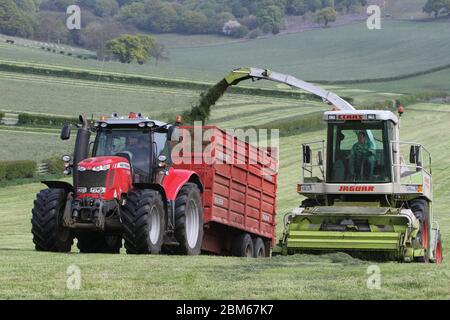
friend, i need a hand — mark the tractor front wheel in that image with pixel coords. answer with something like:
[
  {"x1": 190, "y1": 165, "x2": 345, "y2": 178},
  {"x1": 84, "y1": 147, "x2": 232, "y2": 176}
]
[
  {"x1": 31, "y1": 188, "x2": 73, "y2": 252},
  {"x1": 121, "y1": 190, "x2": 165, "y2": 254}
]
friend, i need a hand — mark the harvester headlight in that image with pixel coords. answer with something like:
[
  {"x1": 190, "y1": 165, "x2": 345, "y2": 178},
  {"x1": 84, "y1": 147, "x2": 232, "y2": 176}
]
[
  {"x1": 327, "y1": 115, "x2": 337, "y2": 121},
  {"x1": 78, "y1": 166, "x2": 86, "y2": 172},
  {"x1": 138, "y1": 122, "x2": 146, "y2": 128},
  {"x1": 100, "y1": 122, "x2": 108, "y2": 128},
  {"x1": 89, "y1": 187, "x2": 106, "y2": 194},
  {"x1": 92, "y1": 164, "x2": 110, "y2": 172},
  {"x1": 62, "y1": 155, "x2": 72, "y2": 162},
  {"x1": 147, "y1": 121, "x2": 155, "y2": 127}
]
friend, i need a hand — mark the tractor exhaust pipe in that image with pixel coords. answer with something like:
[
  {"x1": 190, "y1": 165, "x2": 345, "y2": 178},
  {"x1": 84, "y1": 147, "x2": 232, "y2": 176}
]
[{"x1": 73, "y1": 115, "x2": 91, "y2": 193}]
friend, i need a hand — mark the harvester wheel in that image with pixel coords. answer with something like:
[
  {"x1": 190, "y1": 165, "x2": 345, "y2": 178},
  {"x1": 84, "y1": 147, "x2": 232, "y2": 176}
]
[
  {"x1": 410, "y1": 199, "x2": 430, "y2": 262},
  {"x1": 435, "y1": 233, "x2": 443, "y2": 264},
  {"x1": 232, "y1": 233, "x2": 254, "y2": 258},
  {"x1": 121, "y1": 190, "x2": 165, "y2": 254},
  {"x1": 253, "y1": 237, "x2": 266, "y2": 258},
  {"x1": 174, "y1": 183, "x2": 204, "y2": 255},
  {"x1": 31, "y1": 188, "x2": 73, "y2": 252},
  {"x1": 76, "y1": 232, "x2": 122, "y2": 253}
]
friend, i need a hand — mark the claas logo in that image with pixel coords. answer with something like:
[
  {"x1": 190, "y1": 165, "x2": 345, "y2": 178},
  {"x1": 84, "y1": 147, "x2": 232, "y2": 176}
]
[
  {"x1": 337, "y1": 114, "x2": 363, "y2": 120},
  {"x1": 339, "y1": 186, "x2": 375, "y2": 192}
]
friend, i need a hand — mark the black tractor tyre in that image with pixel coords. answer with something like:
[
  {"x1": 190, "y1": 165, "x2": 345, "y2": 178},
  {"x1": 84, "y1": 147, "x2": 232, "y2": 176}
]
[
  {"x1": 77, "y1": 232, "x2": 122, "y2": 253},
  {"x1": 232, "y1": 233, "x2": 254, "y2": 257},
  {"x1": 31, "y1": 188, "x2": 73, "y2": 252},
  {"x1": 410, "y1": 199, "x2": 430, "y2": 262},
  {"x1": 174, "y1": 183, "x2": 204, "y2": 255},
  {"x1": 121, "y1": 190, "x2": 165, "y2": 254},
  {"x1": 253, "y1": 237, "x2": 266, "y2": 258}
]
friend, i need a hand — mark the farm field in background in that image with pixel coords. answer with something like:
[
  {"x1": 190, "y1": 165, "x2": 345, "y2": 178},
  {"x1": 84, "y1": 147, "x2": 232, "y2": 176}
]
[
  {"x1": 0, "y1": 103, "x2": 449, "y2": 299},
  {"x1": 2, "y1": 20, "x2": 450, "y2": 83}
]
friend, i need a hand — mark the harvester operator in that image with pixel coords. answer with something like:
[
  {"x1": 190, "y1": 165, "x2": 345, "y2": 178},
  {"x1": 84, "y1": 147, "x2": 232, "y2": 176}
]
[{"x1": 349, "y1": 131, "x2": 376, "y2": 181}]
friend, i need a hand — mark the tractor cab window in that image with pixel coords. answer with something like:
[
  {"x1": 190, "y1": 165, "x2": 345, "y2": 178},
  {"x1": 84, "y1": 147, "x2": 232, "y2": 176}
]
[
  {"x1": 327, "y1": 121, "x2": 392, "y2": 183},
  {"x1": 94, "y1": 128, "x2": 152, "y2": 182}
]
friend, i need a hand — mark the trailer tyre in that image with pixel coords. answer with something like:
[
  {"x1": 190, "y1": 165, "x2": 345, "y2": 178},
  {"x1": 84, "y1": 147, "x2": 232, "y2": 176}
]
[
  {"x1": 410, "y1": 199, "x2": 430, "y2": 262},
  {"x1": 253, "y1": 237, "x2": 266, "y2": 258},
  {"x1": 31, "y1": 188, "x2": 73, "y2": 252},
  {"x1": 232, "y1": 233, "x2": 254, "y2": 257},
  {"x1": 174, "y1": 183, "x2": 204, "y2": 255},
  {"x1": 76, "y1": 232, "x2": 122, "y2": 253},
  {"x1": 121, "y1": 190, "x2": 165, "y2": 254}
]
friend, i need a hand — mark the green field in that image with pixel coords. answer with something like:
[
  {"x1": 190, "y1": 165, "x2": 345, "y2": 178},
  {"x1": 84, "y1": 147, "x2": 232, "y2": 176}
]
[
  {"x1": 2, "y1": 20, "x2": 450, "y2": 83},
  {"x1": 0, "y1": 103, "x2": 449, "y2": 299}
]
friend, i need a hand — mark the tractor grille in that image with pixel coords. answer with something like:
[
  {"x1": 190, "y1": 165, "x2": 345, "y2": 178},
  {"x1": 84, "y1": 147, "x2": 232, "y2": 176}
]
[{"x1": 78, "y1": 171, "x2": 107, "y2": 188}]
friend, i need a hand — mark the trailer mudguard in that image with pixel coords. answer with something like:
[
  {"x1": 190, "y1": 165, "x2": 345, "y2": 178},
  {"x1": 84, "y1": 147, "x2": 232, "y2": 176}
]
[{"x1": 163, "y1": 168, "x2": 203, "y2": 201}]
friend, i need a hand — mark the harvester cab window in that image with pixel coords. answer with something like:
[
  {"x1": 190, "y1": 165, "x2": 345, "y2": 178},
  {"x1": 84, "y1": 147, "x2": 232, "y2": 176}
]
[{"x1": 327, "y1": 122, "x2": 391, "y2": 183}]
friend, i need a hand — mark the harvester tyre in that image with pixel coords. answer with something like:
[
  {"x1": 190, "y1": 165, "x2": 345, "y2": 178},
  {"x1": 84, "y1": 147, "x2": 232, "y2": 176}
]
[
  {"x1": 410, "y1": 199, "x2": 430, "y2": 262},
  {"x1": 121, "y1": 190, "x2": 165, "y2": 254},
  {"x1": 232, "y1": 233, "x2": 254, "y2": 257},
  {"x1": 253, "y1": 237, "x2": 266, "y2": 258},
  {"x1": 174, "y1": 183, "x2": 204, "y2": 255},
  {"x1": 77, "y1": 232, "x2": 122, "y2": 253},
  {"x1": 31, "y1": 188, "x2": 73, "y2": 252}
]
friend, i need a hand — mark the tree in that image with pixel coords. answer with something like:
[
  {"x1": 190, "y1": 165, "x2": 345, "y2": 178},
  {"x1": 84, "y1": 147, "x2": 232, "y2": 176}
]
[
  {"x1": 81, "y1": 19, "x2": 127, "y2": 59},
  {"x1": 256, "y1": 4, "x2": 283, "y2": 33},
  {"x1": 35, "y1": 11, "x2": 68, "y2": 43},
  {"x1": 148, "y1": 42, "x2": 169, "y2": 65},
  {"x1": 106, "y1": 34, "x2": 158, "y2": 64},
  {"x1": 0, "y1": 0, "x2": 35, "y2": 37},
  {"x1": 178, "y1": 10, "x2": 209, "y2": 34},
  {"x1": 287, "y1": 0, "x2": 308, "y2": 16},
  {"x1": 423, "y1": 0, "x2": 450, "y2": 18},
  {"x1": 93, "y1": 0, "x2": 119, "y2": 17},
  {"x1": 315, "y1": 7, "x2": 336, "y2": 27}
]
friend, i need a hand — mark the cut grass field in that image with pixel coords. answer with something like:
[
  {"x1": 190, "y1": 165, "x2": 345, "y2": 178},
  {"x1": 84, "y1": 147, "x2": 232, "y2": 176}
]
[{"x1": 0, "y1": 103, "x2": 449, "y2": 299}]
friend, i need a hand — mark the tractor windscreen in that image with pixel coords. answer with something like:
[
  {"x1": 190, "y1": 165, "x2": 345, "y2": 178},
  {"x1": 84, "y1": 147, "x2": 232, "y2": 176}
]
[
  {"x1": 93, "y1": 128, "x2": 156, "y2": 182},
  {"x1": 327, "y1": 121, "x2": 392, "y2": 183}
]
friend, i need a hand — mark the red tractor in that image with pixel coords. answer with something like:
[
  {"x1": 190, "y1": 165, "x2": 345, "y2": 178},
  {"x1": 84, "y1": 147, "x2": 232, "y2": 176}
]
[{"x1": 31, "y1": 113, "x2": 277, "y2": 256}]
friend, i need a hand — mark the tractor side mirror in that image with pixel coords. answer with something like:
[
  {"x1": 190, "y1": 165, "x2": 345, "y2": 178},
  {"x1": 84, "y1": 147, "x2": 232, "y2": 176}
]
[
  {"x1": 303, "y1": 145, "x2": 312, "y2": 164},
  {"x1": 60, "y1": 124, "x2": 71, "y2": 140},
  {"x1": 409, "y1": 145, "x2": 421, "y2": 164},
  {"x1": 318, "y1": 151, "x2": 323, "y2": 166}
]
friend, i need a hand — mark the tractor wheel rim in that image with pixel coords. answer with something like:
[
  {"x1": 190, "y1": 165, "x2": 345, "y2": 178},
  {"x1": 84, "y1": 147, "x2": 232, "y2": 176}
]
[
  {"x1": 148, "y1": 206, "x2": 160, "y2": 245},
  {"x1": 436, "y1": 240, "x2": 443, "y2": 264},
  {"x1": 422, "y1": 221, "x2": 429, "y2": 250},
  {"x1": 186, "y1": 199, "x2": 199, "y2": 249}
]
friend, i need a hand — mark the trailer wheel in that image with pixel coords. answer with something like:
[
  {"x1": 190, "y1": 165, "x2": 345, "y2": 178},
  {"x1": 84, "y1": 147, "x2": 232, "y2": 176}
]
[
  {"x1": 232, "y1": 233, "x2": 254, "y2": 257},
  {"x1": 253, "y1": 237, "x2": 266, "y2": 258},
  {"x1": 31, "y1": 188, "x2": 73, "y2": 252},
  {"x1": 76, "y1": 232, "x2": 122, "y2": 253},
  {"x1": 121, "y1": 190, "x2": 165, "y2": 254},
  {"x1": 410, "y1": 199, "x2": 430, "y2": 262},
  {"x1": 174, "y1": 183, "x2": 204, "y2": 255}
]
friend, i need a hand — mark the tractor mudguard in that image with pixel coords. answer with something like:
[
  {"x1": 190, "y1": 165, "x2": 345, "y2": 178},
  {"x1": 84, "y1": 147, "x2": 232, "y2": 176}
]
[
  {"x1": 42, "y1": 180, "x2": 74, "y2": 193},
  {"x1": 163, "y1": 168, "x2": 203, "y2": 201}
]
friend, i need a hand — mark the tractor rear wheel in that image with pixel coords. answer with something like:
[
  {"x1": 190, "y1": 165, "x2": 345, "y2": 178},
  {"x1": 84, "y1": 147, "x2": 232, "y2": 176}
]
[
  {"x1": 76, "y1": 232, "x2": 122, "y2": 253},
  {"x1": 253, "y1": 237, "x2": 266, "y2": 258},
  {"x1": 121, "y1": 190, "x2": 165, "y2": 254},
  {"x1": 232, "y1": 233, "x2": 254, "y2": 257},
  {"x1": 174, "y1": 183, "x2": 204, "y2": 255},
  {"x1": 31, "y1": 188, "x2": 73, "y2": 252},
  {"x1": 410, "y1": 199, "x2": 430, "y2": 262}
]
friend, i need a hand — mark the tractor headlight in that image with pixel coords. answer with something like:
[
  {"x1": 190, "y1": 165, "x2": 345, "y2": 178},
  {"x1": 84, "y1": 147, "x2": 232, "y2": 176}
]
[
  {"x1": 77, "y1": 187, "x2": 87, "y2": 194},
  {"x1": 89, "y1": 187, "x2": 106, "y2": 194},
  {"x1": 92, "y1": 164, "x2": 110, "y2": 172},
  {"x1": 62, "y1": 155, "x2": 72, "y2": 162},
  {"x1": 78, "y1": 166, "x2": 86, "y2": 171}
]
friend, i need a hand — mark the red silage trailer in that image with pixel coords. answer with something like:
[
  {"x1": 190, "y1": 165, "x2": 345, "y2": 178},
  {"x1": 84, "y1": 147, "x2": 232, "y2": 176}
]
[{"x1": 173, "y1": 126, "x2": 278, "y2": 257}]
